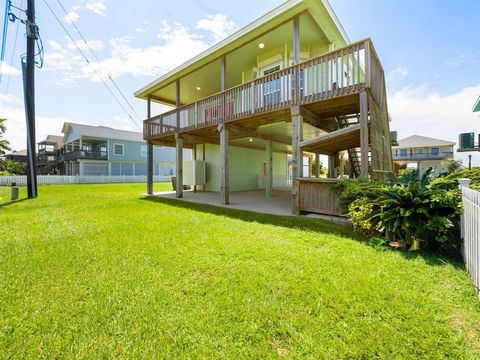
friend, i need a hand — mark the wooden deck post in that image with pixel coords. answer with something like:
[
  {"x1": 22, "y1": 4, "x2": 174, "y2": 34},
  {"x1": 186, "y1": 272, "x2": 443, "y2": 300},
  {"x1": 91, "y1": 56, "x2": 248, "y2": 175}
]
[
  {"x1": 175, "y1": 134, "x2": 183, "y2": 198},
  {"x1": 328, "y1": 154, "x2": 336, "y2": 178},
  {"x1": 315, "y1": 153, "x2": 320, "y2": 178},
  {"x1": 146, "y1": 96, "x2": 153, "y2": 195},
  {"x1": 291, "y1": 106, "x2": 303, "y2": 213},
  {"x1": 147, "y1": 141, "x2": 153, "y2": 194},
  {"x1": 266, "y1": 139, "x2": 273, "y2": 197},
  {"x1": 219, "y1": 123, "x2": 229, "y2": 204},
  {"x1": 359, "y1": 89, "x2": 369, "y2": 179}
]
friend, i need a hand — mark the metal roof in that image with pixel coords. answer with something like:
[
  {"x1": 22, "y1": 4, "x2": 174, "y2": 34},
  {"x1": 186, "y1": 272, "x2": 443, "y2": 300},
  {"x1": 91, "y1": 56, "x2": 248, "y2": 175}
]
[
  {"x1": 62, "y1": 123, "x2": 144, "y2": 142},
  {"x1": 393, "y1": 135, "x2": 455, "y2": 148}
]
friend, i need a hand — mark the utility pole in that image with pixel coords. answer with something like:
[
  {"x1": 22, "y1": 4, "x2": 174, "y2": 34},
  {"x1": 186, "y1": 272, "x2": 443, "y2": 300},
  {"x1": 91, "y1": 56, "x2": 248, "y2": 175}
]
[{"x1": 22, "y1": 0, "x2": 38, "y2": 198}]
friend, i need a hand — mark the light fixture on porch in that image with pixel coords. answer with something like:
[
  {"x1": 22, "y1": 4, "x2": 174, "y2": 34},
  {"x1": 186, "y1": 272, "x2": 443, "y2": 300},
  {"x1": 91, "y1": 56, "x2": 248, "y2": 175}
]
[
  {"x1": 249, "y1": 137, "x2": 253, "y2": 142},
  {"x1": 258, "y1": 42, "x2": 265, "y2": 49},
  {"x1": 196, "y1": 86, "x2": 201, "y2": 91}
]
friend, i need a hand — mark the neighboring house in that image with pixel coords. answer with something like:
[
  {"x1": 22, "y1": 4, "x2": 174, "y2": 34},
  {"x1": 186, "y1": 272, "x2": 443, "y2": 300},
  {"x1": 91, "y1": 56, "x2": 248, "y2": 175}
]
[
  {"x1": 5, "y1": 149, "x2": 28, "y2": 163},
  {"x1": 392, "y1": 135, "x2": 455, "y2": 175},
  {"x1": 37, "y1": 135, "x2": 64, "y2": 174},
  {"x1": 136, "y1": 0, "x2": 393, "y2": 212},
  {"x1": 59, "y1": 122, "x2": 188, "y2": 176}
]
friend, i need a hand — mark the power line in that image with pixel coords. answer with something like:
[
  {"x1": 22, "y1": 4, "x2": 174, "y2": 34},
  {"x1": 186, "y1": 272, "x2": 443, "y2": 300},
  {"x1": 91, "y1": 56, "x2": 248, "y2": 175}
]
[
  {"x1": 1, "y1": 0, "x2": 10, "y2": 84},
  {"x1": 54, "y1": 0, "x2": 142, "y2": 123},
  {"x1": 1, "y1": 0, "x2": 23, "y2": 106},
  {"x1": 41, "y1": 0, "x2": 141, "y2": 130}
]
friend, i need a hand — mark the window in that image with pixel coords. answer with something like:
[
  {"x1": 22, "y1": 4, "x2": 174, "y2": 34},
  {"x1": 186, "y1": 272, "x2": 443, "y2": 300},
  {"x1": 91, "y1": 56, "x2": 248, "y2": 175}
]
[
  {"x1": 431, "y1": 147, "x2": 439, "y2": 155},
  {"x1": 113, "y1": 143, "x2": 124, "y2": 155},
  {"x1": 400, "y1": 149, "x2": 407, "y2": 156},
  {"x1": 141, "y1": 145, "x2": 147, "y2": 158}
]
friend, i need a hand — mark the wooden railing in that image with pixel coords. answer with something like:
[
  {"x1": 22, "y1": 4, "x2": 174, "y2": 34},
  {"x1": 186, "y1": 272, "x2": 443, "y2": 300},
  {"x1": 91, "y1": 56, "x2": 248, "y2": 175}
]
[
  {"x1": 144, "y1": 39, "x2": 380, "y2": 140},
  {"x1": 295, "y1": 178, "x2": 342, "y2": 216}
]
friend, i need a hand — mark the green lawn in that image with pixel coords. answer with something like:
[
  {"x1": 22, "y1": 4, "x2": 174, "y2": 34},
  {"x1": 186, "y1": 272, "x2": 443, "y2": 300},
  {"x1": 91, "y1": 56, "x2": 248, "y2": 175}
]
[{"x1": 1, "y1": 183, "x2": 480, "y2": 358}]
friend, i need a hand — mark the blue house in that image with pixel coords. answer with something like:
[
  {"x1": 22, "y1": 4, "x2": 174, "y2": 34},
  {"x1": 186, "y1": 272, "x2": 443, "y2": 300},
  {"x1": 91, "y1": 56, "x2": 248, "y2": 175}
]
[{"x1": 60, "y1": 122, "x2": 189, "y2": 176}]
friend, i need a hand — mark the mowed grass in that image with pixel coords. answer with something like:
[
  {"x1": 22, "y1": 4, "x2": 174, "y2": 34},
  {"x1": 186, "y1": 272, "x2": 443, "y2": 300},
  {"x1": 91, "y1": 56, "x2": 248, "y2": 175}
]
[{"x1": 1, "y1": 184, "x2": 480, "y2": 359}]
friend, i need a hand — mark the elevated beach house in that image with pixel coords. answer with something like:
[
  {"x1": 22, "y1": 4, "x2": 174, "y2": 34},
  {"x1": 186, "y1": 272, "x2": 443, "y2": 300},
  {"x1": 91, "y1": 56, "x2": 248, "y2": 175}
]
[
  {"x1": 136, "y1": 0, "x2": 393, "y2": 214},
  {"x1": 392, "y1": 135, "x2": 455, "y2": 176}
]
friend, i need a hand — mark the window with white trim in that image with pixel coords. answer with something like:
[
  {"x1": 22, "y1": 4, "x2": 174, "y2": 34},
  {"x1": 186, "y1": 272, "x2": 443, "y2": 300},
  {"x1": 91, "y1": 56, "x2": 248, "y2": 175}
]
[{"x1": 113, "y1": 143, "x2": 124, "y2": 155}]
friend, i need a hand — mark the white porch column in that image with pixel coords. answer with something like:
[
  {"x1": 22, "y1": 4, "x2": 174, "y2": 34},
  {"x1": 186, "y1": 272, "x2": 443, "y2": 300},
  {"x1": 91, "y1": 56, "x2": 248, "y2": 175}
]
[
  {"x1": 359, "y1": 89, "x2": 369, "y2": 179},
  {"x1": 266, "y1": 139, "x2": 273, "y2": 197},
  {"x1": 220, "y1": 123, "x2": 229, "y2": 205},
  {"x1": 175, "y1": 135, "x2": 183, "y2": 198}
]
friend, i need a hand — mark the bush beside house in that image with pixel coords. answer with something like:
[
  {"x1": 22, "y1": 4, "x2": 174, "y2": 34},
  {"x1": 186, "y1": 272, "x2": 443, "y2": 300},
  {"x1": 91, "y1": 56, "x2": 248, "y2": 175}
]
[{"x1": 332, "y1": 168, "x2": 480, "y2": 254}]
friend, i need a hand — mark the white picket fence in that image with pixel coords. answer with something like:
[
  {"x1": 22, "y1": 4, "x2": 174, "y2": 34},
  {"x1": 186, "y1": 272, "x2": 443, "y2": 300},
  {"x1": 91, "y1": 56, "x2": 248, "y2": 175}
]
[
  {"x1": 0, "y1": 175, "x2": 172, "y2": 186},
  {"x1": 460, "y1": 179, "x2": 480, "y2": 295}
]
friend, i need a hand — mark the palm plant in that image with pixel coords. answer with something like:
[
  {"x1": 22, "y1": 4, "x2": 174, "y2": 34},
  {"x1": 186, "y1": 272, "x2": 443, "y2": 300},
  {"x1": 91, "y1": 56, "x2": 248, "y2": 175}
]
[{"x1": 0, "y1": 118, "x2": 12, "y2": 155}]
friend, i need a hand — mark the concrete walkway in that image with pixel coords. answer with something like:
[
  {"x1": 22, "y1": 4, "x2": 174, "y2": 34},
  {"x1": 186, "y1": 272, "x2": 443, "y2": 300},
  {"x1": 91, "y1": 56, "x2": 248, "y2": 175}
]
[{"x1": 150, "y1": 189, "x2": 350, "y2": 225}]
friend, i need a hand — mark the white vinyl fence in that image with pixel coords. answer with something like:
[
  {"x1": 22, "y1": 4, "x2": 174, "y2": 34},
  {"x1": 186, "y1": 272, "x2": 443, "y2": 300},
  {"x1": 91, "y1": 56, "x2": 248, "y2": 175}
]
[
  {"x1": 0, "y1": 175, "x2": 172, "y2": 186},
  {"x1": 460, "y1": 179, "x2": 480, "y2": 295}
]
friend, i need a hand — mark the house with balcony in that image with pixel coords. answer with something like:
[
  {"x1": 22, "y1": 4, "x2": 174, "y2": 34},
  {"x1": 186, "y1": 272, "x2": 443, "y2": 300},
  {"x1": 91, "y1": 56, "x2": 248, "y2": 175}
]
[
  {"x1": 37, "y1": 135, "x2": 64, "y2": 174},
  {"x1": 59, "y1": 122, "x2": 185, "y2": 176},
  {"x1": 392, "y1": 135, "x2": 455, "y2": 175},
  {"x1": 136, "y1": 0, "x2": 394, "y2": 215}
]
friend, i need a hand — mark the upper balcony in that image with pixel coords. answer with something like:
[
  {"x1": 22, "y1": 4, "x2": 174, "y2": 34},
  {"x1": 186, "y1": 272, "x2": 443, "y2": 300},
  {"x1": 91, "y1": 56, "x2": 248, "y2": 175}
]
[
  {"x1": 393, "y1": 151, "x2": 454, "y2": 161},
  {"x1": 61, "y1": 150, "x2": 108, "y2": 162},
  {"x1": 143, "y1": 39, "x2": 385, "y2": 144}
]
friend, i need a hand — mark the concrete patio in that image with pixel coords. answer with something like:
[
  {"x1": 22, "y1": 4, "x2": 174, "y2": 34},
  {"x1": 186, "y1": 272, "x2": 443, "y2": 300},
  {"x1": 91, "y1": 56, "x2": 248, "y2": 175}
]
[{"x1": 150, "y1": 189, "x2": 349, "y2": 224}]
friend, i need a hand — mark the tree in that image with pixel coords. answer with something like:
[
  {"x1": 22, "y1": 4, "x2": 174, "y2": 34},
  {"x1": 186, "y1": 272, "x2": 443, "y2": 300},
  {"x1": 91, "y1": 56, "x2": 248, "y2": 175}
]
[
  {"x1": 0, "y1": 118, "x2": 12, "y2": 156},
  {"x1": 442, "y1": 159, "x2": 462, "y2": 173}
]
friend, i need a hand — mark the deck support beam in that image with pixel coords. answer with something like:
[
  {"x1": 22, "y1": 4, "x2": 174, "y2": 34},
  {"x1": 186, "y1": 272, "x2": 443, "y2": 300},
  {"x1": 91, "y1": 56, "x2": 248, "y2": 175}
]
[
  {"x1": 315, "y1": 153, "x2": 320, "y2": 178},
  {"x1": 147, "y1": 141, "x2": 153, "y2": 194},
  {"x1": 175, "y1": 134, "x2": 183, "y2": 198},
  {"x1": 291, "y1": 106, "x2": 303, "y2": 213},
  {"x1": 219, "y1": 123, "x2": 229, "y2": 204},
  {"x1": 359, "y1": 89, "x2": 369, "y2": 179},
  {"x1": 266, "y1": 139, "x2": 273, "y2": 197},
  {"x1": 147, "y1": 96, "x2": 153, "y2": 195}
]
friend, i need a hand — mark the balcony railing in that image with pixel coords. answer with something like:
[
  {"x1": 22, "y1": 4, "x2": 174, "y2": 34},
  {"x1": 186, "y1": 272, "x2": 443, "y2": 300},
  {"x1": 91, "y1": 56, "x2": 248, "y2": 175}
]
[
  {"x1": 62, "y1": 150, "x2": 108, "y2": 161},
  {"x1": 144, "y1": 38, "x2": 383, "y2": 140},
  {"x1": 392, "y1": 152, "x2": 454, "y2": 161}
]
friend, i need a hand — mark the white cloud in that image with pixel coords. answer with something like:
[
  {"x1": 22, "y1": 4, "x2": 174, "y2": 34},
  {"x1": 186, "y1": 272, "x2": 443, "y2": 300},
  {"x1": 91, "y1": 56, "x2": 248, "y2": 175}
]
[
  {"x1": 1, "y1": 105, "x2": 71, "y2": 151},
  {"x1": 0, "y1": 61, "x2": 21, "y2": 76},
  {"x1": 196, "y1": 13, "x2": 238, "y2": 41},
  {"x1": 85, "y1": 0, "x2": 107, "y2": 16},
  {"x1": 63, "y1": 6, "x2": 80, "y2": 23},
  {"x1": 445, "y1": 53, "x2": 479, "y2": 67},
  {"x1": 389, "y1": 84, "x2": 480, "y2": 166},
  {"x1": 44, "y1": 18, "x2": 222, "y2": 82},
  {"x1": 387, "y1": 66, "x2": 408, "y2": 83},
  {"x1": 67, "y1": 39, "x2": 104, "y2": 52}
]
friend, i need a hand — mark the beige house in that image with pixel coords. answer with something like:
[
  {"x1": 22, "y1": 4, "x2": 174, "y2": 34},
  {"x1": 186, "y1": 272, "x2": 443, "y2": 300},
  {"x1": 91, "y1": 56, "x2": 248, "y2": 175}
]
[{"x1": 392, "y1": 135, "x2": 455, "y2": 175}]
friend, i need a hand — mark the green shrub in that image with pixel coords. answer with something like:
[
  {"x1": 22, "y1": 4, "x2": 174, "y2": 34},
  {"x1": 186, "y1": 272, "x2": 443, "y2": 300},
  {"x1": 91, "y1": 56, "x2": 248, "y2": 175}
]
[
  {"x1": 347, "y1": 197, "x2": 382, "y2": 238},
  {"x1": 330, "y1": 179, "x2": 385, "y2": 212},
  {"x1": 378, "y1": 181, "x2": 461, "y2": 251}
]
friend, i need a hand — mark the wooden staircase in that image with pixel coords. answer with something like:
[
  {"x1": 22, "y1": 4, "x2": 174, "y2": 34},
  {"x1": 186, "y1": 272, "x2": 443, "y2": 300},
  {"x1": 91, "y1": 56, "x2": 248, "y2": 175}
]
[{"x1": 336, "y1": 116, "x2": 363, "y2": 178}]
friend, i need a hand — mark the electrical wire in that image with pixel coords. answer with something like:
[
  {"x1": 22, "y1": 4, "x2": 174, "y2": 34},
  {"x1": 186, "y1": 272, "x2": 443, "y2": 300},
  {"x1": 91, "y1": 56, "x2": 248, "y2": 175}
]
[
  {"x1": 1, "y1": 0, "x2": 22, "y2": 107},
  {"x1": 0, "y1": 0, "x2": 11, "y2": 84},
  {"x1": 42, "y1": 0, "x2": 141, "y2": 130},
  {"x1": 54, "y1": 0, "x2": 142, "y2": 123}
]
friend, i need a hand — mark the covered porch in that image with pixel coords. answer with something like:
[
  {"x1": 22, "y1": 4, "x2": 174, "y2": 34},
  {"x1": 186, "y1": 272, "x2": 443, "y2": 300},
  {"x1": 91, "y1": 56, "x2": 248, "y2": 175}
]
[{"x1": 150, "y1": 188, "x2": 349, "y2": 224}]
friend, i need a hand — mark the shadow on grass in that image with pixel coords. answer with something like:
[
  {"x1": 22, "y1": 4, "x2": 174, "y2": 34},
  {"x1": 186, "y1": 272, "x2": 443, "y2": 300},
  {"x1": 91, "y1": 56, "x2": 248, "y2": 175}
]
[
  {"x1": 0, "y1": 197, "x2": 30, "y2": 208},
  {"x1": 141, "y1": 195, "x2": 465, "y2": 269},
  {"x1": 141, "y1": 195, "x2": 356, "y2": 239}
]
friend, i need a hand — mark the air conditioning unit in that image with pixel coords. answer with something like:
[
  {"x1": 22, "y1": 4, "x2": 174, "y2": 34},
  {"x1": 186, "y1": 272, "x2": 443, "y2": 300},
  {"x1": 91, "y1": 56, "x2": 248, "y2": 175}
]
[{"x1": 183, "y1": 160, "x2": 206, "y2": 186}]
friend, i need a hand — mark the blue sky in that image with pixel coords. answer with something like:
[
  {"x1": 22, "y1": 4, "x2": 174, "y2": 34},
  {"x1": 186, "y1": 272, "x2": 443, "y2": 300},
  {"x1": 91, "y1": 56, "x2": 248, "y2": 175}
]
[{"x1": 1, "y1": 0, "x2": 479, "y2": 164}]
